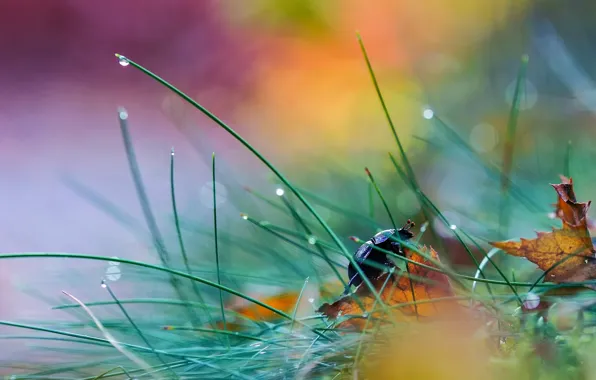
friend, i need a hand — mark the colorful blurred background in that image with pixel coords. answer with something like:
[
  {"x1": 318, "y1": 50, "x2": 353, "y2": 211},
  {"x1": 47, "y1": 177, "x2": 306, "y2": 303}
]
[{"x1": 3, "y1": 0, "x2": 596, "y2": 369}]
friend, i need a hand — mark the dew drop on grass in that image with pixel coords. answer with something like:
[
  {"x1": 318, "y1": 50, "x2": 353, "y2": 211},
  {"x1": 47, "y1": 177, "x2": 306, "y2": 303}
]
[
  {"x1": 449, "y1": 224, "x2": 457, "y2": 230},
  {"x1": 108, "y1": 256, "x2": 120, "y2": 266},
  {"x1": 118, "y1": 55, "x2": 130, "y2": 67},
  {"x1": 100, "y1": 280, "x2": 107, "y2": 289},
  {"x1": 523, "y1": 292, "x2": 540, "y2": 310},
  {"x1": 308, "y1": 297, "x2": 315, "y2": 303},
  {"x1": 275, "y1": 188, "x2": 285, "y2": 196},
  {"x1": 422, "y1": 107, "x2": 434, "y2": 119},
  {"x1": 307, "y1": 236, "x2": 317, "y2": 245},
  {"x1": 118, "y1": 108, "x2": 128, "y2": 120}
]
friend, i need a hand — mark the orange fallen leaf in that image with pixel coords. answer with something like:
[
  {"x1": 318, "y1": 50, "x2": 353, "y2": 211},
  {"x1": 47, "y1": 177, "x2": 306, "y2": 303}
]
[
  {"x1": 317, "y1": 245, "x2": 458, "y2": 330},
  {"x1": 492, "y1": 179, "x2": 596, "y2": 283},
  {"x1": 552, "y1": 175, "x2": 596, "y2": 230}
]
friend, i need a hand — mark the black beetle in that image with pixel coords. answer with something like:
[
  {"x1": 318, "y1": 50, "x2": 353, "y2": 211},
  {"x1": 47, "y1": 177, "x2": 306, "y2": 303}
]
[{"x1": 344, "y1": 220, "x2": 415, "y2": 295}]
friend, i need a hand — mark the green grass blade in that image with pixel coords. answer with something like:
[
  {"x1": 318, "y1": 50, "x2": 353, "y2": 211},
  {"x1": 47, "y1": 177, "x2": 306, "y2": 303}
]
[
  {"x1": 365, "y1": 167, "x2": 418, "y2": 318},
  {"x1": 118, "y1": 109, "x2": 201, "y2": 329},
  {"x1": 114, "y1": 54, "x2": 386, "y2": 308},
  {"x1": 170, "y1": 148, "x2": 216, "y2": 331},
  {"x1": 212, "y1": 153, "x2": 229, "y2": 348},
  {"x1": 499, "y1": 54, "x2": 529, "y2": 237},
  {"x1": 0, "y1": 252, "x2": 329, "y2": 340},
  {"x1": 101, "y1": 280, "x2": 178, "y2": 378}
]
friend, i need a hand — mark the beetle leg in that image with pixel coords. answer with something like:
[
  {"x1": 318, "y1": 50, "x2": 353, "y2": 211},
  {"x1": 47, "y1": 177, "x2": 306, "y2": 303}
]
[{"x1": 343, "y1": 273, "x2": 360, "y2": 295}]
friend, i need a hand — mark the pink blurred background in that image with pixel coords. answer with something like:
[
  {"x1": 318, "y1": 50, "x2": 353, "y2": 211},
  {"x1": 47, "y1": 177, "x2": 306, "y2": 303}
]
[{"x1": 0, "y1": 0, "x2": 553, "y2": 366}]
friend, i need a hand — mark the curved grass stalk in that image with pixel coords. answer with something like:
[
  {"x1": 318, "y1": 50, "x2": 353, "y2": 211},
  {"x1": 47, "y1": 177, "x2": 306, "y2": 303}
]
[
  {"x1": 101, "y1": 281, "x2": 178, "y2": 378},
  {"x1": 61, "y1": 290, "x2": 156, "y2": 379},
  {"x1": 170, "y1": 148, "x2": 216, "y2": 330},
  {"x1": 0, "y1": 252, "x2": 329, "y2": 340},
  {"x1": 114, "y1": 54, "x2": 387, "y2": 309}
]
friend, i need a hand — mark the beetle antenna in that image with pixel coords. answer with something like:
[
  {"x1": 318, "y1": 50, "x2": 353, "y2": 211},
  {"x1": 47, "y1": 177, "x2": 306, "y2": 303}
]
[{"x1": 402, "y1": 219, "x2": 415, "y2": 231}]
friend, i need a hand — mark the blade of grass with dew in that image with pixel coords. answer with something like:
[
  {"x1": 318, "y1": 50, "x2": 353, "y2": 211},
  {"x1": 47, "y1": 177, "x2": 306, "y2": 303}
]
[
  {"x1": 182, "y1": 221, "x2": 322, "y2": 278},
  {"x1": 0, "y1": 253, "x2": 331, "y2": 340},
  {"x1": 212, "y1": 152, "x2": 229, "y2": 348},
  {"x1": 365, "y1": 167, "x2": 418, "y2": 318},
  {"x1": 460, "y1": 229, "x2": 522, "y2": 306},
  {"x1": 170, "y1": 147, "x2": 217, "y2": 332},
  {"x1": 242, "y1": 214, "x2": 346, "y2": 273},
  {"x1": 500, "y1": 54, "x2": 529, "y2": 238},
  {"x1": 100, "y1": 280, "x2": 178, "y2": 379},
  {"x1": 113, "y1": 54, "x2": 388, "y2": 307},
  {"x1": 357, "y1": 33, "x2": 445, "y2": 251},
  {"x1": 278, "y1": 192, "x2": 327, "y2": 285},
  {"x1": 118, "y1": 109, "x2": 202, "y2": 329}
]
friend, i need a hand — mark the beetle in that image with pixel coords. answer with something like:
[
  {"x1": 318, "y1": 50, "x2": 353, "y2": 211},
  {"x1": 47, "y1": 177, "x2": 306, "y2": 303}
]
[{"x1": 343, "y1": 220, "x2": 415, "y2": 295}]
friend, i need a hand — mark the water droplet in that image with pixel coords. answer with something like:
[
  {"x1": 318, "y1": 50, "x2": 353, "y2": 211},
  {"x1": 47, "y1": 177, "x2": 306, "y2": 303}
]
[
  {"x1": 362, "y1": 313, "x2": 369, "y2": 318},
  {"x1": 259, "y1": 351, "x2": 266, "y2": 355},
  {"x1": 118, "y1": 108, "x2": 128, "y2": 120},
  {"x1": 308, "y1": 297, "x2": 315, "y2": 303},
  {"x1": 108, "y1": 256, "x2": 120, "y2": 266},
  {"x1": 275, "y1": 188, "x2": 285, "y2": 196},
  {"x1": 250, "y1": 342, "x2": 262, "y2": 347},
  {"x1": 101, "y1": 280, "x2": 107, "y2": 289},
  {"x1": 241, "y1": 214, "x2": 248, "y2": 220},
  {"x1": 105, "y1": 265, "x2": 122, "y2": 282},
  {"x1": 585, "y1": 259, "x2": 589, "y2": 264},
  {"x1": 307, "y1": 236, "x2": 317, "y2": 245},
  {"x1": 449, "y1": 224, "x2": 457, "y2": 230},
  {"x1": 118, "y1": 55, "x2": 130, "y2": 67},
  {"x1": 523, "y1": 292, "x2": 540, "y2": 310},
  {"x1": 422, "y1": 107, "x2": 434, "y2": 120}
]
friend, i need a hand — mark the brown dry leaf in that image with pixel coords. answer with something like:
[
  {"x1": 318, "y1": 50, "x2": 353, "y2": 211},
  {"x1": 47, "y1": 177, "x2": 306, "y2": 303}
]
[
  {"x1": 552, "y1": 175, "x2": 596, "y2": 230},
  {"x1": 492, "y1": 179, "x2": 596, "y2": 283},
  {"x1": 317, "y1": 245, "x2": 458, "y2": 330}
]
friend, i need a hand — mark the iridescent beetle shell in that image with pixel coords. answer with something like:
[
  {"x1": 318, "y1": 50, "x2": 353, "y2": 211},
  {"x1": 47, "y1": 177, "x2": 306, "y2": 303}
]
[{"x1": 344, "y1": 220, "x2": 415, "y2": 295}]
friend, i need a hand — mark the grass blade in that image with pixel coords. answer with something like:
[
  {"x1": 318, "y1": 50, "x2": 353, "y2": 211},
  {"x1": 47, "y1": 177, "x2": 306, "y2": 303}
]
[
  {"x1": 114, "y1": 54, "x2": 387, "y2": 307},
  {"x1": 212, "y1": 152, "x2": 229, "y2": 348}
]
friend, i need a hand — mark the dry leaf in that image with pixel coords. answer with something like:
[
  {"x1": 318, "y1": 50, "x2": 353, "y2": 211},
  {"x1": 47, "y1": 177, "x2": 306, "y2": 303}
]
[
  {"x1": 552, "y1": 175, "x2": 596, "y2": 230},
  {"x1": 492, "y1": 179, "x2": 596, "y2": 283},
  {"x1": 317, "y1": 245, "x2": 458, "y2": 330}
]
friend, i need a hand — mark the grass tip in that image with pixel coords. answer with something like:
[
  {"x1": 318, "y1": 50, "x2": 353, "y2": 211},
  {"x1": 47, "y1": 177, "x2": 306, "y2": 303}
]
[{"x1": 521, "y1": 54, "x2": 530, "y2": 63}]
